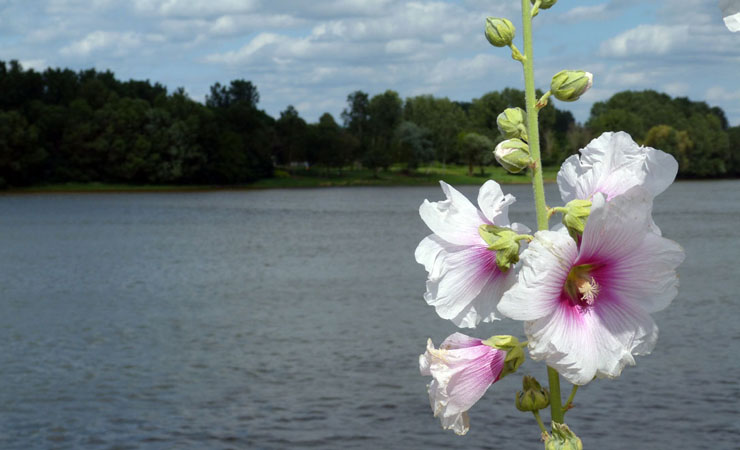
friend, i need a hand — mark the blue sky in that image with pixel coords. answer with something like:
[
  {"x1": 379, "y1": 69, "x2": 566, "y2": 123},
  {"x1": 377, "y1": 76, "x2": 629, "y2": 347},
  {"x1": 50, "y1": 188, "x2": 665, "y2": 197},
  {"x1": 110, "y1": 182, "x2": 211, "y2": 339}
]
[{"x1": 0, "y1": 0, "x2": 738, "y2": 125}]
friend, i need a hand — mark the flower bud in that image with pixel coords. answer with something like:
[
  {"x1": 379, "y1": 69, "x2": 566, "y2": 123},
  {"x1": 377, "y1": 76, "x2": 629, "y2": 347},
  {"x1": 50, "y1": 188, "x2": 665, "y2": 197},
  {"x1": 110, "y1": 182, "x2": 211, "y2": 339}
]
[
  {"x1": 481, "y1": 335, "x2": 525, "y2": 379},
  {"x1": 550, "y1": 70, "x2": 593, "y2": 102},
  {"x1": 515, "y1": 375, "x2": 550, "y2": 412},
  {"x1": 531, "y1": 0, "x2": 558, "y2": 9},
  {"x1": 478, "y1": 224, "x2": 522, "y2": 271},
  {"x1": 485, "y1": 17, "x2": 515, "y2": 47},
  {"x1": 497, "y1": 107, "x2": 528, "y2": 140},
  {"x1": 561, "y1": 199, "x2": 592, "y2": 239},
  {"x1": 543, "y1": 423, "x2": 583, "y2": 450},
  {"x1": 494, "y1": 139, "x2": 531, "y2": 174}
]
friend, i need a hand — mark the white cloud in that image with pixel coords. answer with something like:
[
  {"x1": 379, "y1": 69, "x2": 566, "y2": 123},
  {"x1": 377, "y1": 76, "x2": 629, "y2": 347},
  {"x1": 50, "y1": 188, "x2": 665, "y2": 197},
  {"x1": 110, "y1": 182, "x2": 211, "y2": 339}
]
[
  {"x1": 133, "y1": 0, "x2": 259, "y2": 17},
  {"x1": 560, "y1": 4, "x2": 609, "y2": 23},
  {"x1": 600, "y1": 24, "x2": 687, "y2": 57},
  {"x1": 60, "y1": 30, "x2": 165, "y2": 58},
  {"x1": 426, "y1": 53, "x2": 508, "y2": 86},
  {"x1": 664, "y1": 82, "x2": 690, "y2": 96},
  {"x1": 19, "y1": 59, "x2": 47, "y2": 71},
  {"x1": 204, "y1": 33, "x2": 295, "y2": 65},
  {"x1": 706, "y1": 86, "x2": 740, "y2": 102}
]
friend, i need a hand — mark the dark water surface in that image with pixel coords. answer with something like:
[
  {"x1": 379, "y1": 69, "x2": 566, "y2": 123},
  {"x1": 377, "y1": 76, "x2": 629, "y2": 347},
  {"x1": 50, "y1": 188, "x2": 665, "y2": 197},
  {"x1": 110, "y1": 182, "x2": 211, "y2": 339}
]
[{"x1": 0, "y1": 181, "x2": 738, "y2": 449}]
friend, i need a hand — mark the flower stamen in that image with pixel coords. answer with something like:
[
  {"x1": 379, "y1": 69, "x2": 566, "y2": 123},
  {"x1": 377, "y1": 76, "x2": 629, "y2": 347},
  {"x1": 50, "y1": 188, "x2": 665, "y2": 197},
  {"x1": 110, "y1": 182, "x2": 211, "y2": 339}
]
[{"x1": 577, "y1": 277, "x2": 599, "y2": 305}]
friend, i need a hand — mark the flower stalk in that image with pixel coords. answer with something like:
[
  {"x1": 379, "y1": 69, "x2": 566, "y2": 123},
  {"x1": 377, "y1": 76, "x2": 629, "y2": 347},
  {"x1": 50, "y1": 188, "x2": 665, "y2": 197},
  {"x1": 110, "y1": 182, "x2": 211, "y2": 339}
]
[
  {"x1": 564, "y1": 384, "x2": 579, "y2": 413},
  {"x1": 520, "y1": 0, "x2": 563, "y2": 424}
]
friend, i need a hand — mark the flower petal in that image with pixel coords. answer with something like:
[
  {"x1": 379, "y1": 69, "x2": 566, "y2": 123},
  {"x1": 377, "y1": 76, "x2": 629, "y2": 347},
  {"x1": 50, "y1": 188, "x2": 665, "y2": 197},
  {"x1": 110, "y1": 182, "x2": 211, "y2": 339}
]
[
  {"x1": 415, "y1": 235, "x2": 452, "y2": 278},
  {"x1": 476, "y1": 180, "x2": 514, "y2": 226},
  {"x1": 419, "y1": 181, "x2": 487, "y2": 246},
  {"x1": 498, "y1": 229, "x2": 576, "y2": 321},
  {"x1": 524, "y1": 293, "x2": 653, "y2": 385},
  {"x1": 525, "y1": 302, "x2": 599, "y2": 385},
  {"x1": 424, "y1": 243, "x2": 512, "y2": 328},
  {"x1": 578, "y1": 189, "x2": 653, "y2": 264},
  {"x1": 556, "y1": 154, "x2": 585, "y2": 203},
  {"x1": 557, "y1": 131, "x2": 678, "y2": 203},
  {"x1": 420, "y1": 336, "x2": 503, "y2": 435},
  {"x1": 608, "y1": 231, "x2": 684, "y2": 314}
]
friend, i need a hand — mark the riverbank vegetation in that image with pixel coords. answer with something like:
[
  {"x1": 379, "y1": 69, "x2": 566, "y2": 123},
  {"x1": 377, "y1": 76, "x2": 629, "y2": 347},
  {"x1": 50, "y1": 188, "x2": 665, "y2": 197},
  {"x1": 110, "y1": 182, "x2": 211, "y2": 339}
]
[{"x1": 0, "y1": 60, "x2": 737, "y2": 190}]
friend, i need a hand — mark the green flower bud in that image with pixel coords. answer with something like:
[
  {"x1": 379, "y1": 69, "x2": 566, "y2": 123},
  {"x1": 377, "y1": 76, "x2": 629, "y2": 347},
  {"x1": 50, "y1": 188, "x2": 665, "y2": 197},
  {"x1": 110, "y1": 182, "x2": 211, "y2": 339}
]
[
  {"x1": 544, "y1": 423, "x2": 583, "y2": 450},
  {"x1": 560, "y1": 199, "x2": 592, "y2": 239},
  {"x1": 478, "y1": 224, "x2": 522, "y2": 271},
  {"x1": 494, "y1": 139, "x2": 531, "y2": 174},
  {"x1": 497, "y1": 107, "x2": 528, "y2": 140},
  {"x1": 485, "y1": 17, "x2": 515, "y2": 47},
  {"x1": 482, "y1": 335, "x2": 525, "y2": 379},
  {"x1": 531, "y1": 0, "x2": 558, "y2": 9},
  {"x1": 550, "y1": 70, "x2": 593, "y2": 102},
  {"x1": 515, "y1": 375, "x2": 550, "y2": 412}
]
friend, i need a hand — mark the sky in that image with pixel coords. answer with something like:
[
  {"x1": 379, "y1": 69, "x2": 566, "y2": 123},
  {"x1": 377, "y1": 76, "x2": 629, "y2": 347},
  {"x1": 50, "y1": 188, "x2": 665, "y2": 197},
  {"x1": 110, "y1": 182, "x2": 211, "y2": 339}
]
[{"x1": 0, "y1": 0, "x2": 738, "y2": 126}]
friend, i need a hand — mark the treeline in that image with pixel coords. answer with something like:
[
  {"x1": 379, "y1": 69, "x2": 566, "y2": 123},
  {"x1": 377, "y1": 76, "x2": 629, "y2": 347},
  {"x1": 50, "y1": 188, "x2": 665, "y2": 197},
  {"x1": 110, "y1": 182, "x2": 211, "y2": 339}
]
[{"x1": 0, "y1": 60, "x2": 738, "y2": 187}]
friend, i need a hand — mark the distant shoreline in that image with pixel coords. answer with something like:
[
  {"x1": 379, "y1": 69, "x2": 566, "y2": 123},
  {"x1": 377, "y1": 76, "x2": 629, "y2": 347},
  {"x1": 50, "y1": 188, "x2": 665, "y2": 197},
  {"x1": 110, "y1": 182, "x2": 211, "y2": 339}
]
[
  {"x1": 4, "y1": 167, "x2": 735, "y2": 194},
  {"x1": 4, "y1": 165, "x2": 558, "y2": 193}
]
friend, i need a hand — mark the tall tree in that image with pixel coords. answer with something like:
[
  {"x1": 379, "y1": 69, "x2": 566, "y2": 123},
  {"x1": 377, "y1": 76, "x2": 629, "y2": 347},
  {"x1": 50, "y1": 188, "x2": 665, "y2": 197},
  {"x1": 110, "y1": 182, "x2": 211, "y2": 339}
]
[{"x1": 365, "y1": 90, "x2": 402, "y2": 172}]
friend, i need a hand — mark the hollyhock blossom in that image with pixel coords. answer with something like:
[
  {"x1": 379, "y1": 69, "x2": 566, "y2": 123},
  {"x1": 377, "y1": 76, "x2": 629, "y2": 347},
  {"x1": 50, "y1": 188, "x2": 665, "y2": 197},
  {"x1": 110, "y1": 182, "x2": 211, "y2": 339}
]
[
  {"x1": 557, "y1": 131, "x2": 677, "y2": 204},
  {"x1": 415, "y1": 181, "x2": 528, "y2": 328},
  {"x1": 497, "y1": 187, "x2": 684, "y2": 385},
  {"x1": 419, "y1": 333, "x2": 506, "y2": 435},
  {"x1": 721, "y1": 0, "x2": 740, "y2": 32}
]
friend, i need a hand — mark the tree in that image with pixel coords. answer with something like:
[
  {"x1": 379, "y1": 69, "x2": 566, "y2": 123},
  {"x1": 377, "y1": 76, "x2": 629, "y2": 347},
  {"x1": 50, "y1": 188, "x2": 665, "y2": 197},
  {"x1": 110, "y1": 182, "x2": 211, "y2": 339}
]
[
  {"x1": 0, "y1": 111, "x2": 47, "y2": 186},
  {"x1": 205, "y1": 80, "x2": 259, "y2": 109},
  {"x1": 459, "y1": 132, "x2": 494, "y2": 176},
  {"x1": 396, "y1": 121, "x2": 433, "y2": 172},
  {"x1": 341, "y1": 91, "x2": 370, "y2": 164},
  {"x1": 365, "y1": 90, "x2": 402, "y2": 172},
  {"x1": 587, "y1": 90, "x2": 731, "y2": 177},
  {"x1": 275, "y1": 106, "x2": 308, "y2": 165},
  {"x1": 315, "y1": 112, "x2": 349, "y2": 171},
  {"x1": 404, "y1": 95, "x2": 468, "y2": 165},
  {"x1": 644, "y1": 125, "x2": 693, "y2": 173}
]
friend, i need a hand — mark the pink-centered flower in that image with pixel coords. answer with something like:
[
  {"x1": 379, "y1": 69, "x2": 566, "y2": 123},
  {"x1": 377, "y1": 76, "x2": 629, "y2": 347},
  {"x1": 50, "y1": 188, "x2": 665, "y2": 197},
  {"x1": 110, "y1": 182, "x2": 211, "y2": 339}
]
[
  {"x1": 497, "y1": 187, "x2": 684, "y2": 385},
  {"x1": 558, "y1": 131, "x2": 678, "y2": 204},
  {"x1": 415, "y1": 181, "x2": 528, "y2": 328},
  {"x1": 419, "y1": 333, "x2": 506, "y2": 435}
]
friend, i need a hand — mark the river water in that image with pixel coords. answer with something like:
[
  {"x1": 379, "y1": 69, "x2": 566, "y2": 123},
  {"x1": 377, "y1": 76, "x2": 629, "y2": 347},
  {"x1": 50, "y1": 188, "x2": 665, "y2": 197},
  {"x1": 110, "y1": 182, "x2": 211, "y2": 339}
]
[{"x1": 0, "y1": 181, "x2": 738, "y2": 449}]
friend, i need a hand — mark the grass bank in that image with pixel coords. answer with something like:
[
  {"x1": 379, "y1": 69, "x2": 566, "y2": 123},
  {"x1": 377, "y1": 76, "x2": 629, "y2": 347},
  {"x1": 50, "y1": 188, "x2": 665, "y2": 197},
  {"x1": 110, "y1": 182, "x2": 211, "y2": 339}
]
[
  {"x1": 252, "y1": 164, "x2": 558, "y2": 189},
  {"x1": 6, "y1": 164, "x2": 558, "y2": 193}
]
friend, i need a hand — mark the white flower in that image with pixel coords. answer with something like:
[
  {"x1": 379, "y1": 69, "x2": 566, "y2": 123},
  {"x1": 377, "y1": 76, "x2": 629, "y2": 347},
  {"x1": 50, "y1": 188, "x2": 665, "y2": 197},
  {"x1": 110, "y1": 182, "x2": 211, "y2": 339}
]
[
  {"x1": 558, "y1": 131, "x2": 678, "y2": 204},
  {"x1": 497, "y1": 187, "x2": 684, "y2": 385},
  {"x1": 415, "y1": 181, "x2": 528, "y2": 328},
  {"x1": 419, "y1": 333, "x2": 507, "y2": 435},
  {"x1": 721, "y1": 0, "x2": 740, "y2": 32},
  {"x1": 557, "y1": 131, "x2": 678, "y2": 234}
]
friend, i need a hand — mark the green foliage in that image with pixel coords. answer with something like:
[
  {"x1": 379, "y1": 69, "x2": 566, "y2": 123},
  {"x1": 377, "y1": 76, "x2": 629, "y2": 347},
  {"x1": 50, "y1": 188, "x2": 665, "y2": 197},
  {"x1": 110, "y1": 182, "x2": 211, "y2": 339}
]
[
  {"x1": 588, "y1": 90, "x2": 732, "y2": 177},
  {"x1": 396, "y1": 121, "x2": 434, "y2": 171},
  {"x1": 404, "y1": 95, "x2": 469, "y2": 164},
  {"x1": 0, "y1": 60, "x2": 735, "y2": 189},
  {"x1": 459, "y1": 132, "x2": 494, "y2": 175}
]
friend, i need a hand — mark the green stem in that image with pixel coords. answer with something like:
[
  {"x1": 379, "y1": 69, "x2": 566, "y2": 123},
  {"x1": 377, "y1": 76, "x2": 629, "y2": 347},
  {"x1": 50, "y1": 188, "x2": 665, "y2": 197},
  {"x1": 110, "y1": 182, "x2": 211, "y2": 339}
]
[
  {"x1": 563, "y1": 384, "x2": 579, "y2": 413},
  {"x1": 521, "y1": 0, "x2": 563, "y2": 425},
  {"x1": 520, "y1": 0, "x2": 548, "y2": 232},
  {"x1": 547, "y1": 367, "x2": 563, "y2": 423},
  {"x1": 536, "y1": 90, "x2": 552, "y2": 109},
  {"x1": 548, "y1": 206, "x2": 568, "y2": 218},
  {"x1": 532, "y1": 410, "x2": 547, "y2": 434}
]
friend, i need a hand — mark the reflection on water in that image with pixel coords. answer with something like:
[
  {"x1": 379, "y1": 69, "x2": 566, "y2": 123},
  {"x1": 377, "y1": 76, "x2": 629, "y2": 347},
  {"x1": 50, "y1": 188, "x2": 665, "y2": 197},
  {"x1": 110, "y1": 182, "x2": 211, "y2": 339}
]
[{"x1": 0, "y1": 181, "x2": 738, "y2": 449}]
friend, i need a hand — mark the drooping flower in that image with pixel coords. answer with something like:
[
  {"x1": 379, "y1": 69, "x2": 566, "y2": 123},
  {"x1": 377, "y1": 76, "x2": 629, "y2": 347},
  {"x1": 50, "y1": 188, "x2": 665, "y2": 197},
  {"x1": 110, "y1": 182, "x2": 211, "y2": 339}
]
[
  {"x1": 419, "y1": 333, "x2": 508, "y2": 435},
  {"x1": 415, "y1": 181, "x2": 528, "y2": 328},
  {"x1": 497, "y1": 187, "x2": 684, "y2": 385},
  {"x1": 557, "y1": 131, "x2": 678, "y2": 204}
]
